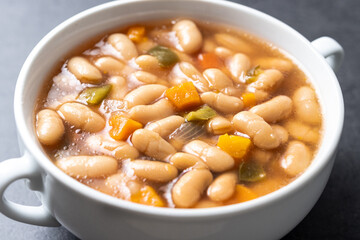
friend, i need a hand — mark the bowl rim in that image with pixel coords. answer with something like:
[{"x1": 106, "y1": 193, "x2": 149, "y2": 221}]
[{"x1": 14, "y1": 0, "x2": 344, "y2": 219}]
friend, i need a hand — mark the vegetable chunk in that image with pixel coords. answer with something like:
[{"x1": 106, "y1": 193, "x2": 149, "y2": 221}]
[
  {"x1": 165, "y1": 82, "x2": 202, "y2": 111},
  {"x1": 109, "y1": 114, "x2": 143, "y2": 141}
]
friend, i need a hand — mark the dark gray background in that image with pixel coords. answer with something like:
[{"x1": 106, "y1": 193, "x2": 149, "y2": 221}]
[{"x1": 0, "y1": 0, "x2": 359, "y2": 239}]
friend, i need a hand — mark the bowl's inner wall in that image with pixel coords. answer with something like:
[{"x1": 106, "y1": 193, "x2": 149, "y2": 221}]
[{"x1": 18, "y1": 0, "x2": 341, "y2": 194}]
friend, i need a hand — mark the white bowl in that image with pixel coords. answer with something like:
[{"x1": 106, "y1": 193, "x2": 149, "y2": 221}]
[{"x1": 0, "y1": 1, "x2": 344, "y2": 239}]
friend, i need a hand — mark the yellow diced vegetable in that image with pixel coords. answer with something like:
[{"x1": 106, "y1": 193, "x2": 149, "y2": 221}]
[
  {"x1": 165, "y1": 82, "x2": 202, "y2": 111},
  {"x1": 217, "y1": 134, "x2": 251, "y2": 160},
  {"x1": 131, "y1": 186, "x2": 165, "y2": 207},
  {"x1": 127, "y1": 26, "x2": 146, "y2": 43},
  {"x1": 109, "y1": 114, "x2": 142, "y2": 141},
  {"x1": 241, "y1": 92, "x2": 256, "y2": 108}
]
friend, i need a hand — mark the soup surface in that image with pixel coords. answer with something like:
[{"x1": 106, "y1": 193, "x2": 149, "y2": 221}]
[{"x1": 35, "y1": 19, "x2": 322, "y2": 208}]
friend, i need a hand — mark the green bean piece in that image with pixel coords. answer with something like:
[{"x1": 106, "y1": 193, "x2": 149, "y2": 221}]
[
  {"x1": 185, "y1": 106, "x2": 217, "y2": 122},
  {"x1": 245, "y1": 65, "x2": 263, "y2": 84},
  {"x1": 78, "y1": 84, "x2": 112, "y2": 105},
  {"x1": 239, "y1": 161, "x2": 266, "y2": 182},
  {"x1": 148, "y1": 45, "x2": 179, "y2": 67}
]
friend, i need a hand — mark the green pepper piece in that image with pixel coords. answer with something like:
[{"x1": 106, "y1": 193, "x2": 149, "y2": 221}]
[
  {"x1": 78, "y1": 84, "x2": 112, "y2": 105},
  {"x1": 185, "y1": 106, "x2": 217, "y2": 122},
  {"x1": 245, "y1": 65, "x2": 263, "y2": 84},
  {"x1": 148, "y1": 45, "x2": 179, "y2": 67},
  {"x1": 239, "y1": 161, "x2": 266, "y2": 182}
]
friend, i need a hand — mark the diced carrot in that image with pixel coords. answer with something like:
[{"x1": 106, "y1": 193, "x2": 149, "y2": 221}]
[
  {"x1": 217, "y1": 134, "x2": 251, "y2": 161},
  {"x1": 130, "y1": 186, "x2": 165, "y2": 207},
  {"x1": 165, "y1": 82, "x2": 202, "y2": 111},
  {"x1": 234, "y1": 185, "x2": 258, "y2": 203},
  {"x1": 241, "y1": 92, "x2": 256, "y2": 108},
  {"x1": 127, "y1": 26, "x2": 147, "y2": 43},
  {"x1": 109, "y1": 114, "x2": 142, "y2": 141},
  {"x1": 198, "y1": 52, "x2": 223, "y2": 70}
]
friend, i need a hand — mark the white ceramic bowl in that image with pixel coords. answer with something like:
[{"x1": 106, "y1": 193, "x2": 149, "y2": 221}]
[{"x1": 0, "y1": 1, "x2": 344, "y2": 239}]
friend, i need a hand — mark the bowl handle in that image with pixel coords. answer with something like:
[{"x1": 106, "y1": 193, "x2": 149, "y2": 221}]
[
  {"x1": 0, "y1": 153, "x2": 59, "y2": 226},
  {"x1": 311, "y1": 36, "x2": 344, "y2": 72}
]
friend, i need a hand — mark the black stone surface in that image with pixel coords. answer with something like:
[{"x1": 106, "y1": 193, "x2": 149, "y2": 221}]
[{"x1": 0, "y1": 0, "x2": 359, "y2": 239}]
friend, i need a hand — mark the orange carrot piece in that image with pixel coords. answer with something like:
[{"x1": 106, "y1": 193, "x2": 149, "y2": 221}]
[
  {"x1": 241, "y1": 92, "x2": 256, "y2": 108},
  {"x1": 109, "y1": 114, "x2": 142, "y2": 141},
  {"x1": 127, "y1": 26, "x2": 147, "y2": 43},
  {"x1": 198, "y1": 52, "x2": 222, "y2": 70},
  {"x1": 226, "y1": 184, "x2": 258, "y2": 205},
  {"x1": 131, "y1": 186, "x2": 165, "y2": 207},
  {"x1": 165, "y1": 82, "x2": 202, "y2": 111},
  {"x1": 217, "y1": 134, "x2": 252, "y2": 161}
]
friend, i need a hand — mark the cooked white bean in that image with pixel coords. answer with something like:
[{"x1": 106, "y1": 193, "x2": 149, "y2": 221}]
[
  {"x1": 105, "y1": 173, "x2": 142, "y2": 199},
  {"x1": 194, "y1": 199, "x2": 221, "y2": 208},
  {"x1": 207, "y1": 171, "x2": 237, "y2": 202},
  {"x1": 203, "y1": 68, "x2": 234, "y2": 91},
  {"x1": 201, "y1": 92, "x2": 243, "y2": 114},
  {"x1": 207, "y1": 116, "x2": 233, "y2": 135},
  {"x1": 136, "y1": 39, "x2": 157, "y2": 54},
  {"x1": 284, "y1": 120, "x2": 320, "y2": 144},
  {"x1": 202, "y1": 38, "x2": 217, "y2": 53},
  {"x1": 250, "y1": 95, "x2": 292, "y2": 123},
  {"x1": 226, "y1": 53, "x2": 251, "y2": 83},
  {"x1": 254, "y1": 57, "x2": 293, "y2": 73},
  {"x1": 169, "y1": 152, "x2": 205, "y2": 170},
  {"x1": 280, "y1": 141, "x2": 311, "y2": 177},
  {"x1": 272, "y1": 125, "x2": 288, "y2": 145},
  {"x1": 214, "y1": 47, "x2": 234, "y2": 60},
  {"x1": 56, "y1": 156, "x2": 117, "y2": 178},
  {"x1": 36, "y1": 109, "x2": 65, "y2": 145},
  {"x1": 145, "y1": 115, "x2": 185, "y2": 138},
  {"x1": 94, "y1": 56, "x2": 125, "y2": 75},
  {"x1": 293, "y1": 86, "x2": 321, "y2": 125},
  {"x1": 107, "y1": 76, "x2": 128, "y2": 100},
  {"x1": 247, "y1": 69, "x2": 284, "y2": 102},
  {"x1": 86, "y1": 135, "x2": 139, "y2": 160},
  {"x1": 58, "y1": 103, "x2": 105, "y2": 132},
  {"x1": 173, "y1": 20, "x2": 202, "y2": 54},
  {"x1": 132, "y1": 71, "x2": 168, "y2": 86},
  {"x1": 67, "y1": 57, "x2": 102, "y2": 84},
  {"x1": 250, "y1": 148, "x2": 274, "y2": 165},
  {"x1": 131, "y1": 129, "x2": 176, "y2": 161},
  {"x1": 232, "y1": 111, "x2": 280, "y2": 149},
  {"x1": 128, "y1": 160, "x2": 178, "y2": 182},
  {"x1": 107, "y1": 33, "x2": 138, "y2": 61},
  {"x1": 183, "y1": 140, "x2": 234, "y2": 172},
  {"x1": 172, "y1": 168, "x2": 213, "y2": 208},
  {"x1": 129, "y1": 99, "x2": 175, "y2": 124},
  {"x1": 124, "y1": 84, "x2": 167, "y2": 108},
  {"x1": 135, "y1": 55, "x2": 162, "y2": 73},
  {"x1": 214, "y1": 33, "x2": 253, "y2": 54},
  {"x1": 178, "y1": 62, "x2": 210, "y2": 92}
]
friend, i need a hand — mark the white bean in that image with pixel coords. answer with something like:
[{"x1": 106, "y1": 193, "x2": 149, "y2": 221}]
[
  {"x1": 36, "y1": 109, "x2": 65, "y2": 145},
  {"x1": 284, "y1": 120, "x2": 320, "y2": 144},
  {"x1": 250, "y1": 95, "x2": 292, "y2": 123},
  {"x1": 67, "y1": 57, "x2": 102, "y2": 84},
  {"x1": 135, "y1": 55, "x2": 162, "y2": 73},
  {"x1": 107, "y1": 33, "x2": 138, "y2": 61},
  {"x1": 226, "y1": 53, "x2": 251, "y2": 83},
  {"x1": 129, "y1": 99, "x2": 175, "y2": 124},
  {"x1": 232, "y1": 111, "x2": 280, "y2": 149},
  {"x1": 207, "y1": 116, "x2": 233, "y2": 135},
  {"x1": 86, "y1": 135, "x2": 139, "y2": 160},
  {"x1": 214, "y1": 47, "x2": 234, "y2": 60},
  {"x1": 214, "y1": 33, "x2": 253, "y2": 54},
  {"x1": 172, "y1": 168, "x2": 213, "y2": 208},
  {"x1": 169, "y1": 152, "x2": 205, "y2": 170},
  {"x1": 132, "y1": 71, "x2": 169, "y2": 86},
  {"x1": 131, "y1": 129, "x2": 176, "y2": 161},
  {"x1": 173, "y1": 20, "x2": 202, "y2": 54},
  {"x1": 94, "y1": 56, "x2": 125, "y2": 75},
  {"x1": 201, "y1": 92, "x2": 243, "y2": 114},
  {"x1": 203, "y1": 68, "x2": 234, "y2": 91},
  {"x1": 178, "y1": 62, "x2": 210, "y2": 92},
  {"x1": 124, "y1": 84, "x2": 167, "y2": 108},
  {"x1": 272, "y1": 125, "x2": 289, "y2": 145},
  {"x1": 107, "y1": 76, "x2": 128, "y2": 100},
  {"x1": 280, "y1": 141, "x2": 311, "y2": 177},
  {"x1": 105, "y1": 173, "x2": 142, "y2": 199},
  {"x1": 128, "y1": 160, "x2": 178, "y2": 182},
  {"x1": 293, "y1": 86, "x2": 321, "y2": 125},
  {"x1": 145, "y1": 115, "x2": 185, "y2": 138},
  {"x1": 58, "y1": 103, "x2": 105, "y2": 132},
  {"x1": 183, "y1": 140, "x2": 234, "y2": 172},
  {"x1": 254, "y1": 57, "x2": 293, "y2": 73},
  {"x1": 56, "y1": 156, "x2": 118, "y2": 178},
  {"x1": 207, "y1": 171, "x2": 237, "y2": 202}
]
